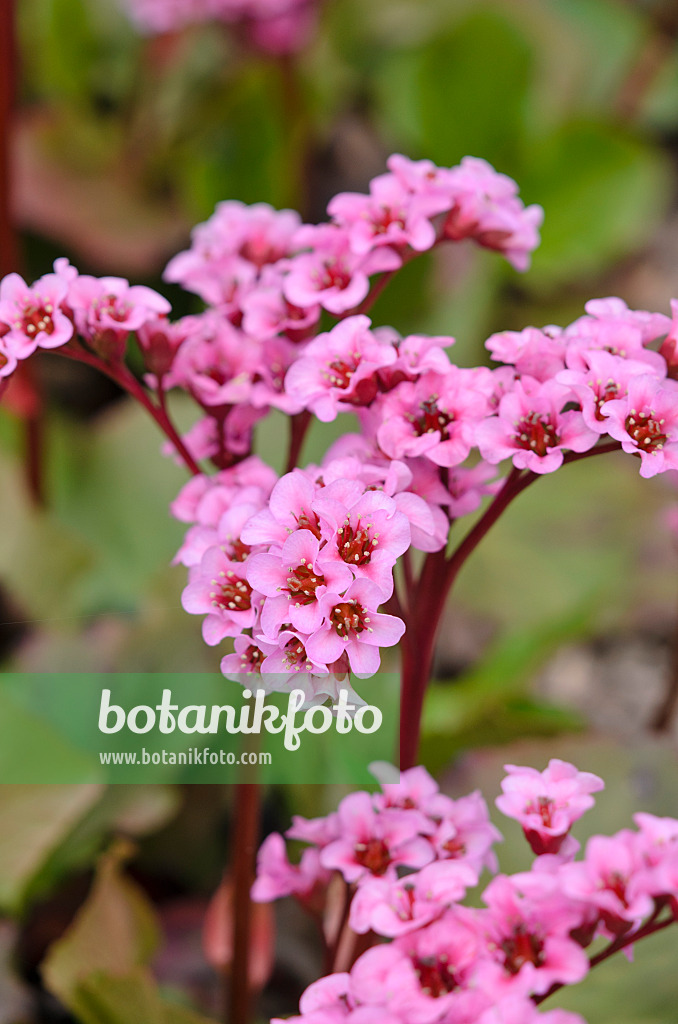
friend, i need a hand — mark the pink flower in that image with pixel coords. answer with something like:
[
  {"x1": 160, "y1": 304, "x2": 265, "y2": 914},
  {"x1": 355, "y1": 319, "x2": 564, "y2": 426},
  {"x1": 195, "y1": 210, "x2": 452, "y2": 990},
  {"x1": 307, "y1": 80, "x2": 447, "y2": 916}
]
[
  {"x1": 476, "y1": 377, "x2": 598, "y2": 474},
  {"x1": 285, "y1": 315, "x2": 398, "y2": 420},
  {"x1": 181, "y1": 546, "x2": 260, "y2": 645},
  {"x1": 496, "y1": 759, "x2": 604, "y2": 856},
  {"x1": 0, "y1": 271, "x2": 74, "y2": 357},
  {"x1": 427, "y1": 790, "x2": 502, "y2": 875},
  {"x1": 328, "y1": 172, "x2": 440, "y2": 256},
  {"x1": 486, "y1": 326, "x2": 566, "y2": 382},
  {"x1": 240, "y1": 468, "x2": 327, "y2": 548},
  {"x1": 556, "y1": 350, "x2": 661, "y2": 434},
  {"x1": 311, "y1": 488, "x2": 411, "y2": 598},
  {"x1": 349, "y1": 860, "x2": 478, "y2": 936},
  {"x1": 241, "y1": 265, "x2": 320, "y2": 341},
  {"x1": 560, "y1": 832, "x2": 654, "y2": 935},
  {"x1": 601, "y1": 375, "x2": 678, "y2": 477},
  {"x1": 376, "y1": 368, "x2": 489, "y2": 467},
  {"x1": 304, "y1": 578, "x2": 405, "y2": 678},
  {"x1": 247, "y1": 529, "x2": 353, "y2": 636},
  {"x1": 283, "y1": 225, "x2": 400, "y2": 315},
  {"x1": 68, "y1": 274, "x2": 170, "y2": 355},
  {"x1": 476, "y1": 875, "x2": 590, "y2": 998},
  {"x1": 251, "y1": 832, "x2": 329, "y2": 901},
  {"x1": 163, "y1": 311, "x2": 260, "y2": 408},
  {"x1": 319, "y1": 794, "x2": 433, "y2": 883},
  {"x1": 442, "y1": 157, "x2": 543, "y2": 271}
]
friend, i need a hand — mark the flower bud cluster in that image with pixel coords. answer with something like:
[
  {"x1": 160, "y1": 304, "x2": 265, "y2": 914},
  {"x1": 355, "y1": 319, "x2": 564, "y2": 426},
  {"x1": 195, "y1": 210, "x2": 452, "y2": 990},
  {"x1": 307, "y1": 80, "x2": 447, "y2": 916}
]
[{"x1": 253, "y1": 761, "x2": 678, "y2": 1024}]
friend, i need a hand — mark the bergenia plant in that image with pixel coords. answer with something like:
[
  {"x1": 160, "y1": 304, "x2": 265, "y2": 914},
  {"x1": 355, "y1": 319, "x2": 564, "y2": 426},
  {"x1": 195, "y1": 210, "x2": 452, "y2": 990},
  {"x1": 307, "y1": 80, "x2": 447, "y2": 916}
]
[{"x1": 3, "y1": 151, "x2": 678, "y2": 1023}]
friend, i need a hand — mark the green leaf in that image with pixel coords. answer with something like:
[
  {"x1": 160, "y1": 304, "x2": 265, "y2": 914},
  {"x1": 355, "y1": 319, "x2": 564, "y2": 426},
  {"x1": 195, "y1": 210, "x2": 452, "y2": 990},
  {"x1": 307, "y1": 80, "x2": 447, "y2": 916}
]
[
  {"x1": 0, "y1": 785, "x2": 101, "y2": 914},
  {"x1": 522, "y1": 120, "x2": 671, "y2": 289},
  {"x1": 415, "y1": 9, "x2": 535, "y2": 172}
]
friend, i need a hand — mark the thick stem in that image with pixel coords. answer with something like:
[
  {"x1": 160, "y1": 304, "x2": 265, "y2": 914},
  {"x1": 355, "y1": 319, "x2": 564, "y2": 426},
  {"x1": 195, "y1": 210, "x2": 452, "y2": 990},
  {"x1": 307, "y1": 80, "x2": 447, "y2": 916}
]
[
  {"x1": 286, "y1": 409, "x2": 312, "y2": 473},
  {"x1": 228, "y1": 783, "x2": 261, "y2": 1024}
]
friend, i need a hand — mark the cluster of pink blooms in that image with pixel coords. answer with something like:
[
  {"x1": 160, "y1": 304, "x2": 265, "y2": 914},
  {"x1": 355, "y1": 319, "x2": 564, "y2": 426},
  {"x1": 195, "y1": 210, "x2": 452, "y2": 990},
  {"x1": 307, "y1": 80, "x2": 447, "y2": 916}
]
[
  {"x1": 120, "y1": 0, "x2": 320, "y2": 53},
  {"x1": 5, "y1": 154, "x2": 678, "y2": 698},
  {"x1": 0, "y1": 258, "x2": 171, "y2": 383},
  {"x1": 251, "y1": 760, "x2": 678, "y2": 1024}
]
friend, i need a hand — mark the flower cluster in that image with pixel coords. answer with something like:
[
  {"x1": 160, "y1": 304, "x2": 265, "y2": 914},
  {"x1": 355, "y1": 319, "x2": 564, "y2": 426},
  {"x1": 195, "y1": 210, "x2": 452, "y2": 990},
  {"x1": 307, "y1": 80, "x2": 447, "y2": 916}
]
[
  {"x1": 120, "y1": 0, "x2": 320, "y2": 54},
  {"x1": 0, "y1": 259, "x2": 171, "y2": 381},
  {"x1": 252, "y1": 761, "x2": 678, "y2": 1024},
  {"x1": 176, "y1": 460, "x2": 424, "y2": 700}
]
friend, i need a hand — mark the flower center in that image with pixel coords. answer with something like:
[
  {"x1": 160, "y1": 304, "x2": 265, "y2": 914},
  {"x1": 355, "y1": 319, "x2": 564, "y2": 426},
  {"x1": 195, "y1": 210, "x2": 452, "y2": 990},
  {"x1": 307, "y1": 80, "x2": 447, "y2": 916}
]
[
  {"x1": 95, "y1": 295, "x2": 130, "y2": 322},
  {"x1": 327, "y1": 357, "x2": 357, "y2": 389},
  {"x1": 592, "y1": 378, "x2": 620, "y2": 420},
  {"x1": 373, "y1": 206, "x2": 406, "y2": 234},
  {"x1": 294, "y1": 508, "x2": 322, "y2": 540},
  {"x1": 412, "y1": 955, "x2": 459, "y2": 998},
  {"x1": 354, "y1": 838, "x2": 391, "y2": 875},
  {"x1": 514, "y1": 412, "x2": 559, "y2": 456},
  {"x1": 502, "y1": 927, "x2": 544, "y2": 975},
  {"x1": 319, "y1": 260, "x2": 351, "y2": 291},
  {"x1": 625, "y1": 410, "x2": 667, "y2": 452},
  {"x1": 211, "y1": 574, "x2": 252, "y2": 612},
  {"x1": 442, "y1": 834, "x2": 466, "y2": 858},
  {"x1": 411, "y1": 396, "x2": 452, "y2": 437},
  {"x1": 20, "y1": 302, "x2": 55, "y2": 337},
  {"x1": 282, "y1": 637, "x2": 312, "y2": 671},
  {"x1": 337, "y1": 520, "x2": 375, "y2": 565},
  {"x1": 227, "y1": 538, "x2": 251, "y2": 562},
  {"x1": 284, "y1": 562, "x2": 326, "y2": 605},
  {"x1": 240, "y1": 645, "x2": 264, "y2": 672},
  {"x1": 330, "y1": 600, "x2": 370, "y2": 637}
]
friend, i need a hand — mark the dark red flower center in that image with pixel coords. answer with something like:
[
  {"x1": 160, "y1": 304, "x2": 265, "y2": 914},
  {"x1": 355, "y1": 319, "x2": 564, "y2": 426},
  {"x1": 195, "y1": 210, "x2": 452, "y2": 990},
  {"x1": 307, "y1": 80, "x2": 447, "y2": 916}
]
[
  {"x1": 625, "y1": 410, "x2": 667, "y2": 452},
  {"x1": 373, "y1": 206, "x2": 406, "y2": 234},
  {"x1": 411, "y1": 396, "x2": 452, "y2": 438},
  {"x1": 593, "y1": 378, "x2": 620, "y2": 420},
  {"x1": 21, "y1": 303, "x2": 55, "y2": 337},
  {"x1": 412, "y1": 955, "x2": 459, "y2": 997},
  {"x1": 294, "y1": 508, "x2": 322, "y2": 540},
  {"x1": 502, "y1": 927, "x2": 544, "y2": 975},
  {"x1": 241, "y1": 645, "x2": 264, "y2": 672},
  {"x1": 319, "y1": 260, "x2": 351, "y2": 291},
  {"x1": 284, "y1": 563, "x2": 326, "y2": 605},
  {"x1": 337, "y1": 520, "x2": 374, "y2": 565},
  {"x1": 327, "y1": 357, "x2": 358, "y2": 389},
  {"x1": 514, "y1": 412, "x2": 559, "y2": 456},
  {"x1": 211, "y1": 575, "x2": 252, "y2": 612},
  {"x1": 354, "y1": 838, "x2": 391, "y2": 875},
  {"x1": 331, "y1": 600, "x2": 370, "y2": 637},
  {"x1": 282, "y1": 637, "x2": 312, "y2": 670}
]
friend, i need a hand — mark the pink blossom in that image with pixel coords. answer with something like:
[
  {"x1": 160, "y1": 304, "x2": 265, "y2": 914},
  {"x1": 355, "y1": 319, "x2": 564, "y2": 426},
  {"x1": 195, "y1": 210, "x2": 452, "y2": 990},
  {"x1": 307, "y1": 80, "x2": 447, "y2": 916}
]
[
  {"x1": 0, "y1": 271, "x2": 74, "y2": 357},
  {"x1": 496, "y1": 759, "x2": 604, "y2": 856},
  {"x1": 556, "y1": 350, "x2": 661, "y2": 434},
  {"x1": 283, "y1": 224, "x2": 400, "y2": 315},
  {"x1": 68, "y1": 274, "x2": 170, "y2": 355},
  {"x1": 328, "y1": 172, "x2": 440, "y2": 256},
  {"x1": 240, "y1": 469, "x2": 326, "y2": 548},
  {"x1": 349, "y1": 860, "x2": 478, "y2": 936},
  {"x1": 241, "y1": 265, "x2": 320, "y2": 341},
  {"x1": 181, "y1": 546, "x2": 260, "y2": 644},
  {"x1": 310, "y1": 488, "x2": 411, "y2": 598},
  {"x1": 304, "y1": 578, "x2": 405, "y2": 678},
  {"x1": 486, "y1": 326, "x2": 566, "y2": 382},
  {"x1": 476, "y1": 875, "x2": 590, "y2": 998},
  {"x1": 285, "y1": 315, "x2": 398, "y2": 420},
  {"x1": 247, "y1": 528, "x2": 353, "y2": 636},
  {"x1": 251, "y1": 832, "x2": 329, "y2": 901},
  {"x1": 476, "y1": 377, "x2": 598, "y2": 474},
  {"x1": 376, "y1": 368, "x2": 489, "y2": 467},
  {"x1": 163, "y1": 311, "x2": 260, "y2": 408},
  {"x1": 601, "y1": 374, "x2": 678, "y2": 477},
  {"x1": 443, "y1": 157, "x2": 543, "y2": 271},
  {"x1": 427, "y1": 790, "x2": 502, "y2": 874},
  {"x1": 319, "y1": 794, "x2": 433, "y2": 884}
]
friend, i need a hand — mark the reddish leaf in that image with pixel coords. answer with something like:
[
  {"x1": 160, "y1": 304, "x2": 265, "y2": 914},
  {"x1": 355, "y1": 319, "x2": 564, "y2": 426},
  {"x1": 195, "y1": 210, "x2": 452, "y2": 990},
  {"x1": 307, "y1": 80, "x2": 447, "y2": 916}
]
[{"x1": 202, "y1": 877, "x2": 274, "y2": 990}]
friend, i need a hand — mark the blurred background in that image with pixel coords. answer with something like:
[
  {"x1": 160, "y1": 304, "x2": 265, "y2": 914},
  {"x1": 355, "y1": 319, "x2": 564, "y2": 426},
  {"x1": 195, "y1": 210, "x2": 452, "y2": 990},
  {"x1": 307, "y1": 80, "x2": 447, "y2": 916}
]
[{"x1": 2, "y1": 0, "x2": 678, "y2": 1022}]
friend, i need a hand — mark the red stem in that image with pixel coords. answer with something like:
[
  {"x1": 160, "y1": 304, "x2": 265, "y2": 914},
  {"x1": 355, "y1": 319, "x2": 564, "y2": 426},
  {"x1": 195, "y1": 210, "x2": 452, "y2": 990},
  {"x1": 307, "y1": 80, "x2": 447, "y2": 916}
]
[
  {"x1": 398, "y1": 441, "x2": 624, "y2": 768},
  {"x1": 228, "y1": 783, "x2": 261, "y2": 1024},
  {"x1": 55, "y1": 345, "x2": 202, "y2": 477},
  {"x1": 286, "y1": 409, "x2": 312, "y2": 473},
  {"x1": 534, "y1": 912, "x2": 675, "y2": 1006}
]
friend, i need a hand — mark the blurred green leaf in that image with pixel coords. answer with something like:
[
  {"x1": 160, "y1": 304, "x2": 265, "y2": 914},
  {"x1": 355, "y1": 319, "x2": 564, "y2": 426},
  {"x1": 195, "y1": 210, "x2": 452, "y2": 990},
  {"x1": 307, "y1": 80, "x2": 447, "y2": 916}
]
[
  {"x1": 523, "y1": 120, "x2": 670, "y2": 288},
  {"x1": 415, "y1": 9, "x2": 535, "y2": 173},
  {"x1": 0, "y1": 785, "x2": 101, "y2": 914}
]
